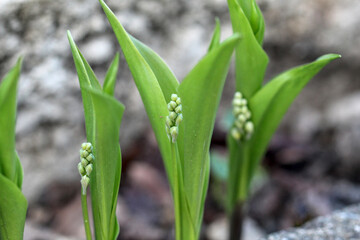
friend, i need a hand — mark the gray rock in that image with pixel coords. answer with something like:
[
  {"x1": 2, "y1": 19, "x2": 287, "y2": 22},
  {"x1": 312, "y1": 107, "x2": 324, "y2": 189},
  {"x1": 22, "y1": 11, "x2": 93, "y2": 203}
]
[{"x1": 261, "y1": 204, "x2": 360, "y2": 240}]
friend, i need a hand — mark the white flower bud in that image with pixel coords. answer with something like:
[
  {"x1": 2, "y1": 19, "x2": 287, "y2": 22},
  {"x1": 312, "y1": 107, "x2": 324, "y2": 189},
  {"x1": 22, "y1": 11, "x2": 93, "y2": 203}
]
[
  {"x1": 175, "y1": 105, "x2": 182, "y2": 114},
  {"x1": 170, "y1": 126, "x2": 178, "y2": 143},
  {"x1": 78, "y1": 162, "x2": 85, "y2": 176},
  {"x1": 245, "y1": 121, "x2": 254, "y2": 134},
  {"x1": 176, "y1": 98, "x2": 181, "y2": 105},
  {"x1": 86, "y1": 164, "x2": 93, "y2": 176},
  {"x1": 244, "y1": 111, "x2": 251, "y2": 119},
  {"x1": 169, "y1": 101, "x2": 177, "y2": 110},
  {"x1": 171, "y1": 94, "x2": 178, "y2": 101},
  {"x1": 86, "y1": 154, "x2": 94, "y2": 163},
  {"x1": 166, "y1": 116, "x2": 172, "y2": 128},
  {"x1": 82, "y1": 142, "x2": 92, "y2": 152},
  {"x1": 233, "y1": 107, "x2": 241, "y2": 115},
  {"x1": 232, "y1": 99, "x2": 242, "y2": 106},
  {"x1": 234, "y1": 92, "x2": 242, "y2": 99},
  {"x1": 241, "y1": 99, "x2": 247, "y2": 106},
  {"x1": 176, "y1": 114, "x2": 183, "y2": 125},
  {"x1": 81, "y1": 149, "x2": 90, "y2": 158},
  {"x1": 238, "y1": 114, "x2": 246, "y2": 123},
  {"x1": 169, "y1": 112, "x2": 177, "y2": 121},
  {"x1": 81, "y1": 158, "x2": 89, "y2": 167},
  {"x1": 231, "y1": 128, "x2": 241, "y2": 140},
  {"x1": 81, "y1": 176, "x2": 90, "y2": 194}
]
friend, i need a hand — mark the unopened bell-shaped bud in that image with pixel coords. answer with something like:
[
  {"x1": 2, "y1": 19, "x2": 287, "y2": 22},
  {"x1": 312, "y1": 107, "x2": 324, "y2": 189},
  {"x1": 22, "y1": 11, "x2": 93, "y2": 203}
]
[
  {"x1": 171, "y1": 94, "x2": 178, "y2": 101},
  {"x1": 78, "y1": 162, "x2": 85, "y2": 176},
  {"x1": 170, "y1": 126, "x2": 178, "y2": 143},
  {"x1": 175, "y1": 105, "x2": 182, "y2": 114},
  {"x1": 86, "y1": 154, "x2": 95, "y2": 163},
  {"x1": 234, "y1": 92, "x2": 242, "y2": 99},
  {"x1": 86, "y1": 164, "x2": 93, "y2": 176},
  {"x1": 241, "y1": 99, "x2": 247, "y2": 106},
  {"x1": 81, "y1": 149, "x2": 90, "y2": 158},
  {"x1": 81, "y1": 158, "x2": 89, "y2": 167},
  {"x1": 169, "y1": 112, "x2": 177, "y2": 121},
  {"x1": 82, "y1": 142, "x2": 92, "y2": 152},
  {"x1": 169, "y1": 101, "x2": 177, "y2": 110},
  {"x1": 81, "y1": 176, "x2": 90, "y2": 194},
  {"x1": 245, "y1": 121, "x2": 254, "y2": 134},
  {"x1": 233, "y1": 107, "x2": 241, "y2": 115},
  {"x1": 166, "y1": 116, "x2": 172, "y2": 128},
  {"x1": 232, "y1": 98, "x2": 242, "y2": 106},
  {"x1": 176, "y1": 114, "x2": 183, "y2": 125},
  {"x1": 176, "y1": 98, "x2": 181, "y2": 105},
  {"x1": 238, "y1": 114, "x2": 246, "y2": 123},
  {"x1": 231, "y1": 128, "x2": 241, "y2": 140}
]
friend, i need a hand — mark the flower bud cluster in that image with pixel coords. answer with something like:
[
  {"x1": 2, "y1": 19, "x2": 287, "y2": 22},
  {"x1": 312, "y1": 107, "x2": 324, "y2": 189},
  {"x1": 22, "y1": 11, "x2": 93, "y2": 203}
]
[
  {"x1": 78, "y1": 142, "x2": 94, "y2": 194},
  {"x1": 231, "y1": 92, "x2": 254, "y2": 141},
  {"x1": 165, "y1": 94, "x2": 183, "y2": 143}
]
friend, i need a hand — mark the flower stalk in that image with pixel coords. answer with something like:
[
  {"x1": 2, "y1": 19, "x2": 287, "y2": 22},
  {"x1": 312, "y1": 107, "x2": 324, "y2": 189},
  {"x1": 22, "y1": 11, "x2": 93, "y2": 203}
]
[{"x1": 78, "y1": 142, "x2": 94, "y2": 240}]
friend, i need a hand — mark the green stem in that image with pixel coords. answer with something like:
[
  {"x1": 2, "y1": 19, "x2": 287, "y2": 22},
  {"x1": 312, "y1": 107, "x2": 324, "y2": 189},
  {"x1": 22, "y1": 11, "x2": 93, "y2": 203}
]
[
  {"x1": 172, "y1": 143, "x2": 181, "y2": 240},
  {"x1": 229, "y1": 201, "x2": 244, "y2": 240},
  {"x1": 81, "y1": 191, "x2": 92, "y2": 240}
]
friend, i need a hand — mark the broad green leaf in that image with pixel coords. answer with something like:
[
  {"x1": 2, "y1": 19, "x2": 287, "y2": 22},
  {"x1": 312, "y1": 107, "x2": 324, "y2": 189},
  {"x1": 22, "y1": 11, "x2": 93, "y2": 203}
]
[
  {"x1": 227, "y1": 135, "x2": 249, "y2": 206},
  {"x1": 130, "y1": 36, "x2": 179, "y2": 103},
  {"x1": 248, "y1": 53, "x2": 341, "y2": 185},
  {"x1": 14, "y1": 152, "x2": 24, "y2": 190},
  {"x1": 78, "y1": 50, "x2": 102, "y2": 91},
  {"x1": 87, "y1": 87, "x2": 124, "y2": 240},
  {"x1": 103, "y1": 53, "x2": 120, "y2": 96},
  {"x1": 0, "y1": 58, "x2": 22, "y2": 185},
  {"x1": 68, "y1": 32, "x2": 124, "y2": 239},
  {"x1": 68, "y1": 31, "x2": 98, "y2": 142},
  {"x1": 177, "y1": 33, "x2": 241, "y2": 234},
  {"x1": 252, "y1": 1, "x2": 265, "y2": 45},
  {"x1": 99, "y1": 0, "x2": 175, "y2": 187},
  {"x1": 0, "y1": 173, "x2": 27, "y2": 240},
  {"x1": 237, "y1": 0, "x2": 265, "y2": 45},
  {"x1": 208, "y1": 18, "x2": 221, "y2": 52},
  {"x1": 228, "y1": 0, "x2": 268, "y2": 98}
]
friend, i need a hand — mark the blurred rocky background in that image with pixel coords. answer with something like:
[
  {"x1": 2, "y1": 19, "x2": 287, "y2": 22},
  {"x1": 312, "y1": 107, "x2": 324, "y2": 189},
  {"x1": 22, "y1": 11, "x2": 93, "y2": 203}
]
[{"x1": 0, "y1": 0, "x2": 360, "y2": 239}]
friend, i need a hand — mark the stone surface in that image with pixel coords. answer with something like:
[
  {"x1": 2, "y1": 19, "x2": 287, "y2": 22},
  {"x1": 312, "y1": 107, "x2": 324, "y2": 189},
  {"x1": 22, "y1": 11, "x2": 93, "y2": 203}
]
[
  {"x1": 261, "y1": 204, "x2": 360, "y2": 240},
  {"x1": 207, "y1": 217, "x2": 265, "y2": 240},
  {"x1": 0, "y1": 0, "x2": 359, "y2": 203}
]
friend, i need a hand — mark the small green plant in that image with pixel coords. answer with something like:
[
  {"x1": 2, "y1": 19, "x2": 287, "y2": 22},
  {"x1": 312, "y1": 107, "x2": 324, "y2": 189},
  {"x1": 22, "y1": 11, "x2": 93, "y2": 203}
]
[
  {"x1": 225, "y1": 0, "x2": 340, "y2": 239},
  {"x1": 99, "y1": 1, "x2": 240, "y2": 238},
  {"x1": 68, "y1": 32, "x2": 125, "y2": 240},
  {"x1": 0, "y1": 58, "x2": 27, "y2": 240}
]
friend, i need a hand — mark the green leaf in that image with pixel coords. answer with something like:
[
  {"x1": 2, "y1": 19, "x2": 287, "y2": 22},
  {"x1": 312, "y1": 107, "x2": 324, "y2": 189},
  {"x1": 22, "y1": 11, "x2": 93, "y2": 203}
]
[
  {"x1": 177, "y1": 33, "x2": 241, "y2": 234},
  {"x1": 208, "y1": 17, "x2": 221, "y2": 52},
  {"x1": 237, "y1": 0, "x2": 265, "y2": 45},
  {"x1": 99, "y1": 0, "x2": 175, "y2": 187},
  {"x1": 0, "y1": 173, "x2": 27, "y2": 240},
  {"x1": 68, "y1": 31, "x2": 124, "y2": 239},
  {"x1": 87, "y1": 87, "x2": 124, "y2": 240},
  {"x1": 248, "y1": 54, "x2": 341, "y2": 180},
  {"x1": 103, "y1": 53, "x2": 120, "y2": 96},
  {"x1": 14, "y1": 152, "x2": 24, "y2": 190},
  {"x1": 68, "y1": 31, "x2": 99, "y2": 142},
  {"x1": 228, "y1": 0, "x2": 268, "y2": 98},
  {"x1": 130, "y1": 36, "x2": 179, "y2": 103},
  {"x1": 0, "y1": 58, "x2": 22, "y2": 186}
]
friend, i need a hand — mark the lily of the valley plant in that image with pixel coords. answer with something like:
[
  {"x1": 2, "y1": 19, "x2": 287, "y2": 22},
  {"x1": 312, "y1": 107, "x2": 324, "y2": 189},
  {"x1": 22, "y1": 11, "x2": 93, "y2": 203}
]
[
  {"x1": 225, "y1": 0, "x2": 340, "y2": 239},
  {"x1": 99, "y1": 0, "x2": 241, "y2": 238},
  {"x1": 68, "y1": 32, "x2": 125, "y2": 240},
  {"x1": 0, "y1": 58, "x2": 27, "y2": 240}
]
